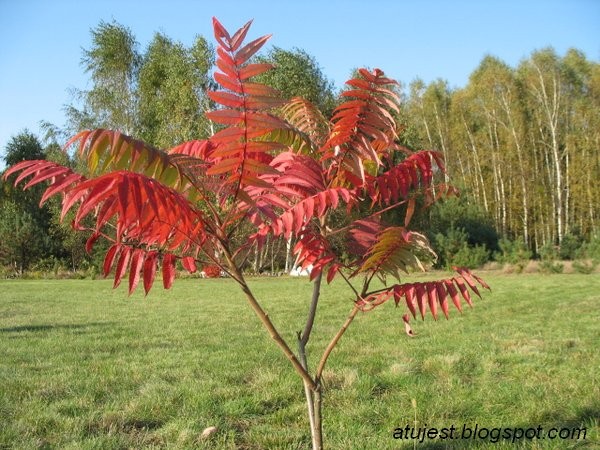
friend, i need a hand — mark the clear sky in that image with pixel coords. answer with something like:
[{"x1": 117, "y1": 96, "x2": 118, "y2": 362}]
[{"x1": 0, "y1": 0, "x2": 598, "y2": 157}]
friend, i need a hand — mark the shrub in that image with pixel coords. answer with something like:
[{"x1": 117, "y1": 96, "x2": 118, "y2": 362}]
[
  {"x1": 576, "y1": 232, "x2": 600, "y2": 262},
  {"x1": 495, "y1": 238, "x2": 532, "y2": 265},
  {"x1": 559, "y1": 231, "x2": 584, "y2": 260},
  {"x1": 539, "y1": 242, "x2": 564, "y2": 273},
  {"x1": 427, "y1": 197, "x2": 499, "y2": 252},
  {"x1": 452, "y1": 244, "x2": 490, "y2": 269},
  {"x1": 435, "y1": 227, "x2": 491, "y2": 269},
  {"x1": 572, "y1": 260, "x2": 597, "y2": 274}
]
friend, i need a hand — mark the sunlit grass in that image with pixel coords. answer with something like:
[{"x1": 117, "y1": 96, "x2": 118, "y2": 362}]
[{"x1": 0, "y1": 273, "x2": 598, "y2": 448}]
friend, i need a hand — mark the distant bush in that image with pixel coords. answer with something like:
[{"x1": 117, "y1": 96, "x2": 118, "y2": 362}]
[
  {"x1": 576, "y1": 232, "x2": 600, "y2": 262},
  {"x1": 495, "y1": 238, "x2": 532, "y2": 273},
  {"x1": 452, "y1": 244, "x2": 490, "y2": 269},
  {"x1": 539, "y1": 242, "x2": 564, "y2": 274},
  {"x1": 572, "y1": 260, "x2": 596, "y2": 274},
  {"x1": 559, "y1": 231, "x2": 584, "y2": 260},
  {"x1": 427, "y1": 197, "x2": 499, "y2": 253},
  {"x1": 571, "y1": 231, "x2": 600, "y2": 274},
  {"x1": 435, "y1": 227, "x2": 490, "y2": 269}
]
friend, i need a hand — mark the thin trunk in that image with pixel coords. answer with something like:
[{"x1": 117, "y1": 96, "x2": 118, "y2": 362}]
[
  {"x1": 487, "y1": 121, "x2": 502, "y2": 232},
  {"x1": 532, "y1": 62, "x2": 563, "y2": 242},
  {"x1": 500, "y1": 92, "x2": 529, "y2": 245},
  {"x1": 432, "y1": 103, "x2": 450, "y2": 182},
  {"x1": 462, "y1": 114, "x2": 489, "y2": 212},
  {"x1": 565, "y1": 148, "x2": 570, "y2": 235},
  {"x1": 587, "y1": 145, "x2": 595, "y2": 230},
  {"x1": 285, "y1": 235, "x2": 292, "y2": 273},
  {"x1": 491, "y1": 116, "x2": 507, "y2": 235},
  {"x1": 222, "y1": 248, "x2": 317, "y2": 391}
]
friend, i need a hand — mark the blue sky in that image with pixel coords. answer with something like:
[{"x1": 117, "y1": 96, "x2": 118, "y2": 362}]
[{"x1": 0, "y1": 0, "x2": 598, "y2": 157}]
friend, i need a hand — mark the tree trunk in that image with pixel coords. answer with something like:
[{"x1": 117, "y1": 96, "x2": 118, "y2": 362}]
[
  {"x1": 461, "y1": 114, "x2": 488, "y2": 212},
  {"x1": 284, "y1": 235, "x2": 293, "y2": 273},
  {"x1": 500, "y1": 92, "x2": 529, "y2": 246},
  {"x1": 299, "y1": 339, "x2": 323, "y2": 450}
]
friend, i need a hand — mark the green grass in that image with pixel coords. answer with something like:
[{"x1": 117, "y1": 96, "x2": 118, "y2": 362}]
[{"x1": 0, "y1": 273, "x2": 598, "y2": 449}]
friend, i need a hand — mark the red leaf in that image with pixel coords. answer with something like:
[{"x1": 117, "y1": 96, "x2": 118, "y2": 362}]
[
  {"x1": 455, "y1": 266, "x2": 488, "y2": 294},
  {"x1": 103, "y1": 244, "x2": 120, "y2": 277},
  {"x1": 73, "y1": 176, "x2": 118, "y2": 225},
  {"x1": 436, "y1": 282, "x2": 449, "y2": 319},
  {"x1": 239, "y1": 63, "x2": 273, "y2": 80},
  {"x1": 208, "y1": 90, "x2": 244, "y2": 108},
  {"x1": 426, "y1": 282, "x2": 438, "y2": 320},
  {"x1": 235, "y1": 35, "x2": 272, "y2": 64},
  {"x1": 114, "y1": 246, "x2": 132, "y2": 288},
  {"x1": 414, "y1": 283, "x2": 427, "y2": 320},
  {"x1": 41, "y1": 173, "x2": 86, "y2": 205},
  {"x1": 128, "y1": 249, "x2": 145, "y2": 295},
  {"x1": 453, "y1": 277, "x2": 473, "y2": 307},
  {"x1": 162, "y1": 253, "x2": 176, "y2": 289},
  {"x1": 181, "y1": 256, "x2": 197, "y2": 273},
  {"x1": 443, "y1": 279, "x2": 462, "y2": 313},
  {"x1": 327, "y1": 263, "x2": 341, "y2": 284},
  {"x1": 205, "y1": 109, "x2": 244, "y2": 125},
  {"x1": 85, "y1": 233, "x2": 101, "y2": 254},
  {"x1": 212, "y1": 17, "x2": 231, "y2": 49},
  {"x1": 404, "y1": 285, "x2": 417, "y2": 319},
  {"x1": 230, "y1": 19, "x2": 253, "y2": 51},
  {"x1": 22, "y1": 165, "x2": 70, "y2": 189},
  {"x1": 143, "y1": 251, "x2": 158, "y2": 295}
]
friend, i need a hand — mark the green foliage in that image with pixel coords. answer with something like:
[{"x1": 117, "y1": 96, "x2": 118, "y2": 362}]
[
  {"x1": 256, "y1": 47, "x2": 337, "y2": 116},
  {"x1": 0, "y1": 202, "x2": 42, "y2": 273},
  {"x1": 538, "y1": 242, "x2": 564, "y2": 274},
  {"x1": 435, "y1": 227, "x2": 490, "y2": 269},
  {"x1": 0, "y1": 132, "x2": 61, "y2": 272},
  {"x1": 426, "y1": 197, "x2": 497, "y2": 268},
  {"x1": 79, "y1": 20, "x2": 141, "y2": 133},
  {"x1": 402, "y1": 47, "x2": 600, "y2": 256},
  {"x1": 559, "y1": 230, "x2": 584, "y2": 260},
  {"x1": 581, "y1": 232, "x2": 600, "y2": 261},
  {"x1": 571, "y1": 231, "x2": 600, "y2": 274},
  {"x1": 67, "y1": 21, "x2": 215, "y2": 148},
  {"x1": 495, "y1": 238, "x2": 532, "y2": 272},
  {"x1": 451, "y1": 243, "x2": 491, "y2": 269},
  {"x1": 137, "y1": 33, "x2": 215, "y2": 147},
  {"x1": 427, "y1": 197, "x2": 499, "y2": 251},
  {"x1": 435, "y1": 227, "x2": 468, "y2": 268},
  {"x1": 572, "y1": 259, "x2": 597, "y2": 274},
  {"x1": 1, "y1": 130, "x2": 46, "y2": 166}
]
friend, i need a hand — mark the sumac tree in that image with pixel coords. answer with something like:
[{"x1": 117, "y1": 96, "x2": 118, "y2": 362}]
[{"x1": 4, "y1": 18, "x2": 489, "y2": 449}]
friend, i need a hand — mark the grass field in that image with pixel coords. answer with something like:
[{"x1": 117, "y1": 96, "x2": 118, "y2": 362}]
[{"x1": 0, "y1": 272, "x2": 598, "y2": 449}]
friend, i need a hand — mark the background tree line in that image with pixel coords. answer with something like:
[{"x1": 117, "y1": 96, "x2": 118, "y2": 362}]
[
  {"x1": 403, "y1": 49, "x2": 600, "y2": 260},
  {"x1": 1, "y1": 20, "x2": 598, "y2": 276}
]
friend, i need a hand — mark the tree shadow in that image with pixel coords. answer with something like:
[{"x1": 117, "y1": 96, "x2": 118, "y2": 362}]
[{"x1": 0, "y1": 322, "x2": 114, "y2": 334}]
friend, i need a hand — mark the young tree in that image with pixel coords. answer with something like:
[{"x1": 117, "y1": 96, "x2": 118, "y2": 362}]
[
  {"x1": 256, "y1": 46, "x2": 337, "y2": 116},
  {"x1": 137, "y1": 33, "x2": 215, "y2": 147},
  {"x1": 5, "y1": 19, "x2": 489, "y2": 449},
  {"x1": 77, "y1": 20, "x2": 142, "y2": 134},
  {"x1": 0, "y1": 131, "x2": 58, "y2": 272}
]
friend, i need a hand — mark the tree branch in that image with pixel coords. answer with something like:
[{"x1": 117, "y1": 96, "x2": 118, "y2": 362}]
[
  {"x1": 300, "y1": 271, "x2": 322, "y2": 346},
  {"x1": 315, "y1": 304, "x2": 360, "y2": 381},
  {"x1": 222, "y1": 248, "x2": 317, "y2": 391}
]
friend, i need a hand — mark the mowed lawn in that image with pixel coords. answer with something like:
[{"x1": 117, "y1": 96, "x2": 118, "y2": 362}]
[{"x1": 0, "y1": 273, "x2": 598, "y2": 449}]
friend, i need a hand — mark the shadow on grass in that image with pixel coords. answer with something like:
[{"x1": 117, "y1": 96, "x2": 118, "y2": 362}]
[
  {"x1": 397, "y1": 404, "x2": 599, "y2": 449},
  {"x1": 0, "y1": 322, "x2": 114, "y2": 333}
]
